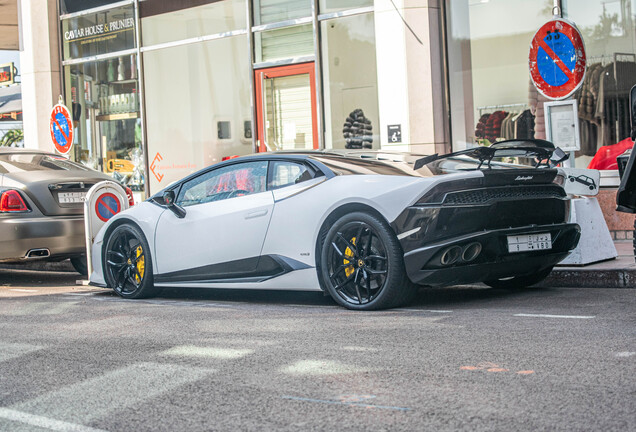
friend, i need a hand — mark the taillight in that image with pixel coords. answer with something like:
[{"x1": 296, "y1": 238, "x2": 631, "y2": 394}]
[
  {"x1": 0, "y1": 190, "x2": 29, "y2": 212},
  {"x1": 124, "y1": 186, "x2": 135, "y2": 207}
]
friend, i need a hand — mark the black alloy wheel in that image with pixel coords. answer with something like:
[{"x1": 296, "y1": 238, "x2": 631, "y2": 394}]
[
  {"x1": 484, "y1": 266, "x2": 553, "y2": 290},
  {"x1": 104, "y1": 223, "x2": 158, "y2": 299},
  {"x1": 320, "y1": 212, "x2": 414, "y2": 310}
]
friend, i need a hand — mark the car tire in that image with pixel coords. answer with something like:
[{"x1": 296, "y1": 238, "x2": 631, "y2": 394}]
[
  {"x1": 103, "y1": 223, "x2": 158, "y2": 299},
  {"x1": 484, "y1": 266, "x2": 553, "y2": 290},
  {"x1": 319, "y1": 211, "x2": 415, "y2": 310},
  {"x1": 70, "y1": 255, "x2": 88, "y2": 276}
]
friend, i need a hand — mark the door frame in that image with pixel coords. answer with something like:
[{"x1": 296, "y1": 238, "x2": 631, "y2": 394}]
[{"x1": 254, "y1": 62, "x2": 319, "y2": 153}]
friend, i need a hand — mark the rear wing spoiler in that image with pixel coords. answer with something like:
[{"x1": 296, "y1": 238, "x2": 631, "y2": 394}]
[{"x1": 414, "y1": 139, "x2": 568, "y2": 170}]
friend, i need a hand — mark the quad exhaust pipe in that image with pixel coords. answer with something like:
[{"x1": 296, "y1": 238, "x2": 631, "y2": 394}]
[
  {"x1": 25, "y1": 248, "x2": 50, "y2": 259},
  {"x1": 439, "y1": 242, "x2": 482, "y2": 266}
]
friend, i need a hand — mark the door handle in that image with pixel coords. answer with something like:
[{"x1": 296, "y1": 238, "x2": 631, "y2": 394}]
[{"x1": 245, "y1": 209, "x2": 268, "y2": 219}]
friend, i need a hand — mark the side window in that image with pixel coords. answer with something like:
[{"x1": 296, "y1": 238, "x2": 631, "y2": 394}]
[
  {"x1": 176, "y1": 161, "x2": 268, "y2": 207},
  {"x1": 269, "y1": 161, "x2": 313, "y2": 190}
]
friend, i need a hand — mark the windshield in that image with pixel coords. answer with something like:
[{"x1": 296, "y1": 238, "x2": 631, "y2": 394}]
[{"x1": 0, "y1": 153, "x2": 90, "y2": 174}]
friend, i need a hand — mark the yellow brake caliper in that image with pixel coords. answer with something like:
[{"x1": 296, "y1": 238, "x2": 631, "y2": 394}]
[
  {"x1": 344, "y1": 237, "x2": 356, "y2": 277},
  {"x1": 135, "y1": 246, "x2": 145, "y2": 283}
]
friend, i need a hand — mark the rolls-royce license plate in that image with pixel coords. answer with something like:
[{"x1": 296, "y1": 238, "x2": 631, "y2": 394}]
[
  {"x1": 507, "y1": 233, "x2": 552, "y2": 253},
  {"x1": 58, "y1": 192, "x2": 87, "y2": 204}
]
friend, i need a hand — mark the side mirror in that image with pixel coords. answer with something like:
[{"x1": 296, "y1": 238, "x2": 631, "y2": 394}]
[
  {"x1": 163, "y1": 190, "x2": 186, "y2": 218},
  {"x1": 550, "y1": 147, "x2": 569, "y2": 165}
]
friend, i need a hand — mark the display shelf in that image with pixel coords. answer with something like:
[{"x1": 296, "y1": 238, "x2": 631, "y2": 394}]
[{"x1": 96, "y1": 112, "x2": 139, "y2": 121}]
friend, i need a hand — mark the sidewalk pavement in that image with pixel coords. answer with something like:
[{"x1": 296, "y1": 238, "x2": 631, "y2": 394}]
[
  {"x1": 1, "y1": 241, "x2": 634, "y2": 288},
  {"x1": 545, "y1": 240, "x2": 635, "y2": 288}
]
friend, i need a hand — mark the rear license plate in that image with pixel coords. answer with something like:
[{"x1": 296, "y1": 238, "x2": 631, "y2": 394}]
[
  {"x1": 507, "y1": 233, "x2": 552, "y2": 253},
  {"x1": 58, "y1": 192, "x2": 87, "y2": 204}
]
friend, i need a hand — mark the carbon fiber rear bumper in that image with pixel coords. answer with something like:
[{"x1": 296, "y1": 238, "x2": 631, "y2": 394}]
[{"x1": 403, "y1": 223, "x2": 580, "y2": 286}]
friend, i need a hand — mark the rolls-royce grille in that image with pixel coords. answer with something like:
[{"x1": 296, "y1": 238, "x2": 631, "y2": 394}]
[{"x1": 443, "y1": 186, "x2": 566, "y2": 205}]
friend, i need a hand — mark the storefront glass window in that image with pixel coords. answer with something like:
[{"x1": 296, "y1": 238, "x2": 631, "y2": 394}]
[
  {"x1": 320, "y1": 13, "x2": 380, "y2": 149},
  {"x1": 62, "y1": 58, "x2": 144, "y2": 193},
  {"x1": 60, "y1": 0, "x2": 124, "y2": 15},
  {"x1": 318, "y1": 0, "x2": 372, "y2": 14},
  {"x1": 563, "y1": 0, "x2": 636, "y2": 163},
  {"x1": 142, "y1": 35, "x2": 252, "y2": 193},
  {"x1": 141, "y1": 0, "x2": 247, "y2": 46},
  {"x1": 61, "y1": 4, "x2": 136, "y2": 61},
  {"x1": 253, "y1": 0, "x2": 311, "y2": 25},
  {"x1": 254, "y1": 24, "x2": 313, "y2": 63},
  {"x1": 445, "y1": 0, "x2": 636, "y2": 168}
]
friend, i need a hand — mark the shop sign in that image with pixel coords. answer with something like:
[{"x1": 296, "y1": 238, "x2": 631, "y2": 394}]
[
  {"x1": 0, "y1": 63, "x2": 15, "y2": 87},
  {"x1": 49, "y1": 101, "x2": 74, "y2": 155},
  {"x1": 529, "y1": 18, "x2": 586, "y2": 100},
  {"x1": 61, "y1": 4, "x2": 136, "y2": 60},
  {"x1": 63, "y1": 17, "x2": 135, "y2": 46}
]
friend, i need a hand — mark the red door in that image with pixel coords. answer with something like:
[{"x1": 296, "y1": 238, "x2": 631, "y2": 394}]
[{"x1": 254, "y1": 63, "x2": 319, "y2": 152}]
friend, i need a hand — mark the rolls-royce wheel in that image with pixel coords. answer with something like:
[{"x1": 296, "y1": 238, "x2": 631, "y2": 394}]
[
  {"x1": 70, "y1": 255, "x2": 88, "y2": 276},
  {"x1": 484, "y1": 266, "x2": 553, "y2": 290},
  {"x1": 104, "y1": 223, "x2": 158, "y2": 299},
  {"x1": 319, "y1": 211, "x2": 414, "y2": 310}
]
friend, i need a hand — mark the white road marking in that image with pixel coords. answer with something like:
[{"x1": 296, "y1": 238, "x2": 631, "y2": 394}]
[
  {"x1": 514, "y1": 313, "x2": 595, "y2": 319},
  {"x1": 282, "y1": 396, "x2": 411, "y2": 411},
  {"x1": 13, "y1": 362, "x2": 215, "y2": 424},
  {"x1": 0, "y1": 343, "x2": 43, "y2": 363},
  {"x1": 0, "y1": 407, "x2": 107, "y2": 432},
  {"x1": 616, "y1": 352, "x2": 635, "y2": 358},
  {"x1": 8, "y1": 289, "x2": 38, "y2": 293},
  {"x1": 162, "y1": 346, "x2": 253, "y2": 359},
  {"x1": 282, "y1": 360, "x2": 373, "y2": 376}
]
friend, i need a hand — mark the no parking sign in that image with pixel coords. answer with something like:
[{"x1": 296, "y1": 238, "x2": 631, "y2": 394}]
[
  {"x1": 84, "y1": 181, "x2": 130, "y2": 277},
  {"x1": 529, "y1": 19, "x2": 586, "y2": 100},
  {"x1": 49, "y1": 102, "x2": 74, "y2": 154}
]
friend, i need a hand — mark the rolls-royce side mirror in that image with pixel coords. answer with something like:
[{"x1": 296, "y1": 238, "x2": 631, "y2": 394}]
[{"x1": 163, "y1": 190, "x2": 186, "y2": 218}]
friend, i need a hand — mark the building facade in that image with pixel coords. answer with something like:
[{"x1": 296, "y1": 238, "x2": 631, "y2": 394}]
[{"x1": 15, "y1": 0, "x2": 636, "y2": 199}]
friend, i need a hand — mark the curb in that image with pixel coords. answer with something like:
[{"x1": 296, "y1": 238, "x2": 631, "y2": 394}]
[{"x1": 543, "y1": 268, "x2": 636, "y2": 288}]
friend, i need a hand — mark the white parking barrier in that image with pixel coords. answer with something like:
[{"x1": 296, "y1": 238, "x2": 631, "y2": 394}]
[{"x1": 84, "y1": 181, "x2": 130, "y2": 277}]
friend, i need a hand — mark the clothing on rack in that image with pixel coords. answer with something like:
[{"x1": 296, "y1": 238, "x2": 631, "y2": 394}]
[
  {"x1": 515, "y1": 109, "x2": 535, "y2": 140},
  {"x1": 475, "y1": 113, "x2": 490, "y2": 139},
  {"x1": 485, "y1": 110, "x2": 507, "y2": 142},
  {"x1": 474, "y1": 106, "x2": 535, "y2": 143},
  {"x1": 576, "y1": 56, "x2": 636, "y2": 155}
]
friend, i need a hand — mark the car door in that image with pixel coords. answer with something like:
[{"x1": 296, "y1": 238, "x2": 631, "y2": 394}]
[{"x1": 153, "y1": 160, "x2": 273, "y2": 278}]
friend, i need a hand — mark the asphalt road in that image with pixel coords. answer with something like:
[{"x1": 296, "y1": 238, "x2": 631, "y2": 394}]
[{"x1": 0, "y1": 268, "x2": 634, "y2": 431}]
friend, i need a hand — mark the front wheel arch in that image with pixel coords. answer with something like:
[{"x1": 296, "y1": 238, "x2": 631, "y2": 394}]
[{"x1": 315, "y1": 203, "x2": 395, "y2": 286}]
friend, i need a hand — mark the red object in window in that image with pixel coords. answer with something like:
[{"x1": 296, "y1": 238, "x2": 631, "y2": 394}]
[
  {"x1": 587, "y1": 138, "x2": 634, "y2": 170},
  {"x1": 222, "y1": 155, "x2": 240, "y2": 161},
  {"x1": 124, "y1": 186, "x2": 135, "y2": 207},
  {"x1": 0, "y1": 190, "x2": 29, "y2": 212}
]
